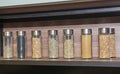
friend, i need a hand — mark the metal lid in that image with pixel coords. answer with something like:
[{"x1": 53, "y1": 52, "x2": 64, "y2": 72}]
[
  {"x1": 3, "y1": 31, "x2": 12, "y2": 36},
  {"x1": 81, "y1": 29, "x2": 92, "y2": 35},
  {"x1": 99, "y1": 28, "x2": 109, "y2": 34},
  {"x1": 32, "y1": 30, "x2": 41, "y2": 36},
  {"x1": 64, "y1": 29, "x2": 73, "y2": 35},
  {"x1": 109, "y1": 28, "x2": 115, "y2": 34},
  {"x1": 17, "y1": 31, "x2": 26, "y2": 36},
  {"x1": 48, "y1": 30, "x2": 58, "y2": 35}
]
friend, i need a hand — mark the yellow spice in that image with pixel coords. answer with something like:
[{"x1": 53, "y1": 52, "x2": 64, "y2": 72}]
[{"x1": 82, "y1": 35, "x2": 92, "y2": 58}]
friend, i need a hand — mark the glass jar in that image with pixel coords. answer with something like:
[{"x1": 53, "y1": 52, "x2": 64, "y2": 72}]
[
  {"x1": 32, "y1": 30, "x2": 42, "y2": 59},
  {"x1": 48, "y1": 30, "x2": 59, "y2": 59},
  {"x1": 63, "y1": 29, "x2": 74, "y2": 59},
  {"x1": 17, "y1": 31, "x2": 26, "y2": 59},
  {"x1": 3, "y1": 31, "x2": 13, "y2": 58},
  {"x1": 99, "y1": 28, "x2": 110, "y2": 59},
  {"x1": 81, "y1": 29, "x2": 92, "y2": 59},
  {"x1": 109, "y1": 28, "x2": 116, "y2": 58}
]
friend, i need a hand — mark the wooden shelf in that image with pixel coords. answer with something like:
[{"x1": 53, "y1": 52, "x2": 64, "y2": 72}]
[
  {"x1": 0, "y1": 0, "x2": 120, "y2": 22},
  {"x1": 0, "y1": 0, "x2": 120, "y2": 68},
  {"x1": 0, "y1": 58, "x2": 120, "y2": 67}
]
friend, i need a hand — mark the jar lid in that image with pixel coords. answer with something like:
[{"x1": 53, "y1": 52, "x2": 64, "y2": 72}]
[
  {"x1": 17, "y1": 31, "x2": 26, "y2": 36},
  {"x1": 109, "y1": 28, "x2": 115, "y2": 34},
  {"x1": 99, "y1": 28, "x2": 109, "y2": 34},
  {"x1": 3, "y1": 31, "x2": 12, "y2": 36},
  {"x1": 32, "y1": 30, "x2": 41, "y2": 36},
  {"x1": 81, "y1": 29, "x2": 92, "y2": 35},
  {"x1": 64, "y1": 29, "x2": 73, "y2": 35},
  {"x1": 48, "y1": 30, "x2": 58, "y2": 35}
]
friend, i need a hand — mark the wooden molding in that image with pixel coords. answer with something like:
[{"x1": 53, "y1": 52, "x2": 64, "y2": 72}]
[{"x1": 0, "y1": 0, "x2": 120, "y2": 15}]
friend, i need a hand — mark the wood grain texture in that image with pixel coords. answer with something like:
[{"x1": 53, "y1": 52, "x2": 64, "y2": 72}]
[
  {"x1": 3, "y1": 23, "x2": 120, "y2": 58},
  {"x1": 3, "y1": 16, "x2": 120, "y2": 28},
  {"x1": 0, "y1": 0, "x2": 119, "y2": 15}
]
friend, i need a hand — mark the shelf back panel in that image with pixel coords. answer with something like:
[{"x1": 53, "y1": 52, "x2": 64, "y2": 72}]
[{"x1": 3, "y1": 23, "x2": 120, "y2": 58}]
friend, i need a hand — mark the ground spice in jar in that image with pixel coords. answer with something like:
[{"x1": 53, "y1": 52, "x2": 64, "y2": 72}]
[
  {"x1": 48, "y1": 30, "x2": 59, "y2": 59},
  {"x1": 17, "y1": 31, "x2": 26, "y2": 59},
  {"x1": 32, "y1": 30, "x2": 42, "y2": 59},
  {"x1": 3, "y1": 32, "x2": 13, "y2": 58},
  {"x1": 99, "y1": 28, "x2": 110, "y2": 59},
  {"x1": 64, "y1": 39, "x2": 74, "y2": 58},
  {"x1": 4, "y1": 46, "x2": 13, "y2": 58},
  {"x1": 109, "y1": 28, "x2": 116, "y2": 58},
  {"x1": 81, "y1": 29, "x2": 92, "y2": 59},
  {"x1": 32, "y1": 38, "x2": 42, "y2": 58},
  {"x1": 49, "y1": 38, "x2": 58, "y2": 58},
  {"x1": 63, "y1": 29, "x2": 74, "y2": 59}
]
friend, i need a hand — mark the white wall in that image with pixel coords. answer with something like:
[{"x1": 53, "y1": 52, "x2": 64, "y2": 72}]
[{"x1": 0, "y1": 0, "x2": 68, "y2": 7}]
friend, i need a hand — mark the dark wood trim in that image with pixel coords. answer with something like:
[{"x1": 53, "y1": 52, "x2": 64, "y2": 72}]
[
  {"x1": 0, "y1": 58, "x2": 120, "y2": 67},
  {"x1": 0, "y1": 0, "x2": 120, "y2": 15},
  {"x1": 1, "y1": 6, "x2": 120, "y2": 22},
  {"x1": 0, "y1": 23, "x2": 3, "y2": 57}
]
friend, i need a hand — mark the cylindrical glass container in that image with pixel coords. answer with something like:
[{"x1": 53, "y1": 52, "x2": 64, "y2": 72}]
[
  {"x1": 109, "y1": 28, "x2": 116, "y2": 58},
  {"x1": 32, "y1": 30, "x2": 42, "y2": 59},
  {"x1": 48, "y1": 30, "x2": 59, "y2": 59},
  {"x1": 63, "y1": 29, "x2": 74, "y2": 59},
  {"x1": 3, "y1": 32, "x2": 13, "y2": 58},
  {"x1": 99, "y1": 28, "x2": 110, "y2": 59},
  {"x1": 17, "y1": 31, "x2": 26, "y2": 59},
  {"x1": 81, "y1": 29, "x2": 92, "y2": 59}
]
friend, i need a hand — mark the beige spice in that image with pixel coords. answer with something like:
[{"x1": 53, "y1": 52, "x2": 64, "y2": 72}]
[
  {"x1": 49, "y1": 38, "x2": 59, "y2": 58},
  {"x1": 3, "y1": 46, "x2": 13, "y2": 58},
  {"x1": 32, "y1": 38, "x2": 42, "y2": 59},
  {"x1": 99, "y1": 35, "x2": 110, "y2": 58},
  {"x1": 64, "y1": 39, "x2": 74, "y2": 58},
  {"x1": 109, "y1": 35, "x2": 116, "y2": 58}
]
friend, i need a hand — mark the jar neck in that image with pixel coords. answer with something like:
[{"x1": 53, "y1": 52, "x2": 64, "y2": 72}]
[
  {"x1": 32, "y1": 35, "x2": 40, "y2": 38},
  {"x1": 65, "y1": 35, "x2": 72, "y2": 40},
  {"x1": 49, "y1": 35, "x2": 57, "y2": 39},
  {"x1": 4, "y1": 36, "x2": 12, "y2": 37}
]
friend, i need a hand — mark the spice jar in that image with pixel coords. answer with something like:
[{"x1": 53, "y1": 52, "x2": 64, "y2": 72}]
[
  {"x1": 17, "y1": 31, "x2": 26, "y2": 59},
  {"x1": 81, "y1": 29, "x2": 92, "y2": 59},
  {"x1": 63, "y1": 29, "x2": 74, "y2": 59},
  {"x1": 32, "y1": 30, "x2": 42, "y2": 59},
  {"x1": 3, "y1": 32, "x2": 13, "y2": 58},
  {"x1": 48, "y1": 30, "x2": 59, "y2": 59},
  {"x1": 109, "y1": 28, "x2": 116, "y2": 58},
  {"x1": 99, "y1": 28, "x2": 110, "y2": 59}
]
